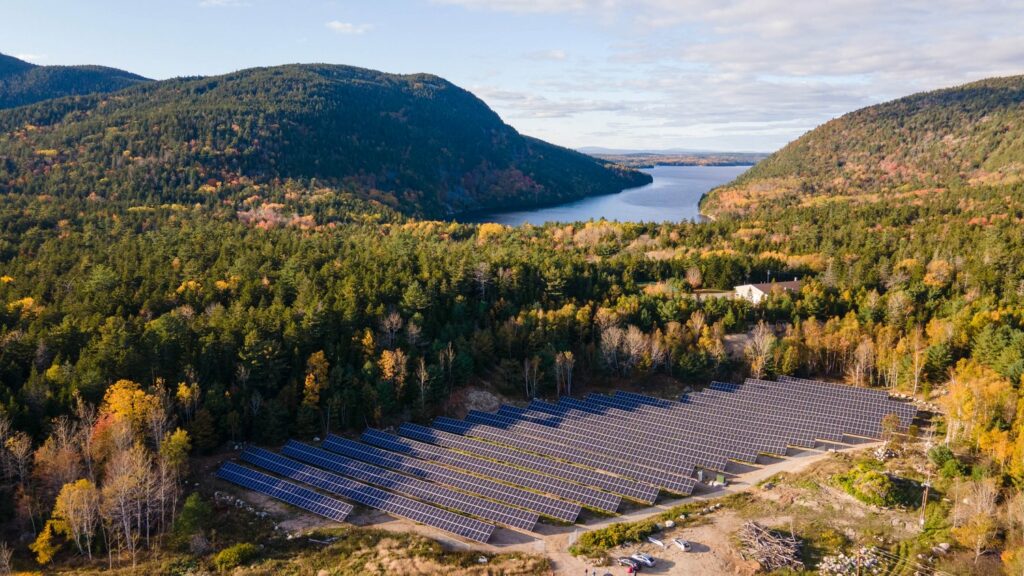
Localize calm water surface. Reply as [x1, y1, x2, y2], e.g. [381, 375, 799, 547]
[466, 164, 749, 225]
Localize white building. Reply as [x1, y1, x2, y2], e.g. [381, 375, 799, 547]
[734, 280, 802, 304]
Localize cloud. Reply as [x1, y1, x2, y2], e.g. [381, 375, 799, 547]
[14, 53, 47, 62]
[475, 87, 632, 118]
[326, 20, 373, 35]
[441, 0, 1024, 150]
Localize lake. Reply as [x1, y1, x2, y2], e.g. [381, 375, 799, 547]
[465, 164, 750, 225]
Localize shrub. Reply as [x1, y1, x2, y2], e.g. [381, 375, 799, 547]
[940, 457, 965, 479]
[927, 445, 955, 468]
[834, 462, 895, 507]
[213, 542, 259, 571]
[170, 493, 213, 550]
[569, 520, 657, 556]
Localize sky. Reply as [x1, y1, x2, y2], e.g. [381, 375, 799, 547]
[5, 0, 1024, 152]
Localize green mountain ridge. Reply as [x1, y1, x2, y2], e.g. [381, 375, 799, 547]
[0, 52, 150, 109]
[0, 62, 649, 217]
[703, 75, 1024, 217]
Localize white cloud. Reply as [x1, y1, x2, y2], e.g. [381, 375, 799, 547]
[441, 0, 1024, 150]
[326, 20, 373, 35]
[14, 53, 46, 62]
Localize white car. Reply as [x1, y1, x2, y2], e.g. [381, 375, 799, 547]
[646, 536, 665, 548]
[630, 552, 656, 567]
[672, 538, 692, 552]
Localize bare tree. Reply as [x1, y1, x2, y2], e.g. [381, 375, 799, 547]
[74, 394, 98, 481]
[416, 358, 430, 410]
[599, 326, 624, 373]
[1006, 489, 1024, 548]
[405, 321, 423, 349]
[5, 431, 35, 532]
[379, 311, 404, 349]
[650, 330, 670, 373]
[685, 266, 703, 290]
[439, 342, 456, 411]
[745, 320, 776, 379]
[55, 479, 100, 559]
[522, 356, 540, 400]
[0, 413, 10, 480]
[849, 338, 876, 386]
[554, 352, 575, 397]
[248, 390, 263, 418]
[0, 541, 11, 576]
[622, 325, 649, 374]
[687, 310, 706, 341]
[909, 325, 925, 396]
[951, 478, 999, 563]
[471, 262, 491, 299]
[101, 443, 152, 567]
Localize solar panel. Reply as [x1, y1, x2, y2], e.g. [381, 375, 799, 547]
[399, 423, 658, 503]
[587, 393, 801, 456]
[361, 429, 621, 513]
[464, 410, 697, 491]
[433, 417, 694, 495]
[504, 402, 729, 470]
[279, 441, 538, 530]
[239, 447, 494, 543]
[774, 376, 917, 427]
[614, 389, 838, 444]
[216, 461, 353, 522]
[736, 380, 894, 438]
[532, 398, 749, 466]
[322, 435, 582, 522]
[683, 386, 843, 442]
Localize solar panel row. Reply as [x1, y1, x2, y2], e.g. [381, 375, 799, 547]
[240, 447, 495, 542]
[448, 414, 695, 494]
[279, 441, 538, 530]
[463, 410, 696, 493]
[398, 422, 658, 503]
[217, 462, 353, 522]
[360, 429, 621, 513]
[431, 416, 695, 494]
[569, 395, 771, 462]
[322, 434, 582, 523]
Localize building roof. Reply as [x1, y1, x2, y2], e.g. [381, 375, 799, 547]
[736, 280, 802, 293]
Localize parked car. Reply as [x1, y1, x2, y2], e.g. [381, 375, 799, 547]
[672, 537, 692, 552]
[646, 536, 665, 548]
[630, 552, 656, 567]
[616, 556, 641, 570]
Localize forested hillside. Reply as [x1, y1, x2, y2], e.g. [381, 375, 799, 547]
[0, 63, 648, 217]
[0, 53, 149, 109]
[703, 75, 1024, 216]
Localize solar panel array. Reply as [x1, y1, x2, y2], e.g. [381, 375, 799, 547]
[239, 447, 495, 542]
[216, 461, 353, 522]
[360, 428, 621, 513]
[322, 434, 582, 523]
[280, 441, 538, 530]
[217, 376, 916, 544]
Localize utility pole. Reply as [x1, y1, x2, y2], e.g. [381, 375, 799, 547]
[920, 469, 932, 529]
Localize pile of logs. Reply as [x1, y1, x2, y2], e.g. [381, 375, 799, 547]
[737, 521, 804, 572]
